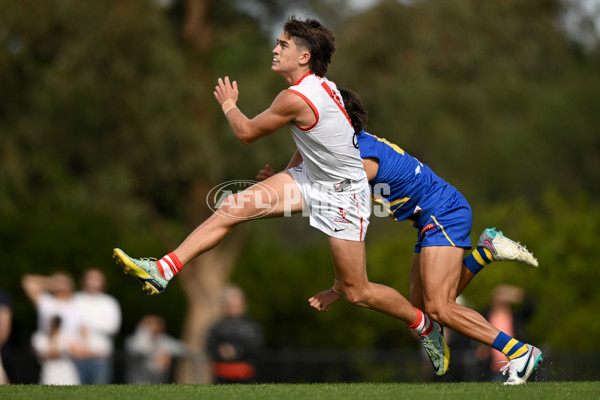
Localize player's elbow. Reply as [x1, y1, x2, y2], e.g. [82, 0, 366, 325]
[235, 122, 270, 145]
[238, 134, 256, 145]
[234, 127, 258, 145]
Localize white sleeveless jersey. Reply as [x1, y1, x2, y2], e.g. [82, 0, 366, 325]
[287, 73, 368, 193]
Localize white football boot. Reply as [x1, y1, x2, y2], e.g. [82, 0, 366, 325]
[500, 344, 543, 385]
[478, 228, 538, 267]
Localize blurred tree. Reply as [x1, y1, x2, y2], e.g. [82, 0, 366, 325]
[0, 0, 348, 384]
[1, 0, 600, 384]
[331, 0, 600, 203]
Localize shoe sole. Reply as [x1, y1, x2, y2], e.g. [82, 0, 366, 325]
[113, 248, 161, 296]
[440, 335, 450, 375]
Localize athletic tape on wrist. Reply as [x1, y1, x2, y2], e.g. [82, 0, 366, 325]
[224, 105, 238, 115]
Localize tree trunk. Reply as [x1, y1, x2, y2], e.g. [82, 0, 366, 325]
[183, 0, 212, 51]
[174, 230, 245, 384]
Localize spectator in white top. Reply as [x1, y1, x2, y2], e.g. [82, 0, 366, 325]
[22, 272, 84, 344]
[31, 316, 80, 385]
[72, 268, 121, 384]
[22, 272, 84, 384]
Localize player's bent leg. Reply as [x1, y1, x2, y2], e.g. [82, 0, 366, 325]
[174, 171, 304, 265]
[115, 171, 305, 295]
[216, 171, 305, 221]
[420, 245, 542, 384]
[419, 246, 499, 345]
[409, 252, 424, 310]
[409, 252, 450, 375]
[329, 238, 450, 375]
[328, 237, 416, 322]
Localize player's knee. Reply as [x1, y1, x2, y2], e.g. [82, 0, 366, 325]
[343, 287, 372, 308]
[423, 302, 450, 325]
[217, 193, 252, 222]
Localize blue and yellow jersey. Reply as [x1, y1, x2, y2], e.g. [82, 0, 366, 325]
[355, 130, 458, 223]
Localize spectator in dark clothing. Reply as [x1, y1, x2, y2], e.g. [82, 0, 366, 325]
[206, 285, 263, 384]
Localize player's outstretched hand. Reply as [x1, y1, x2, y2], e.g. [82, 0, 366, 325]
[256, 164, 276, 181]
[214, 76, 239, 107]
[308, 288, 342, 312]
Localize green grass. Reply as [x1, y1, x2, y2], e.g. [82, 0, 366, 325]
[1, 382, 599, 400]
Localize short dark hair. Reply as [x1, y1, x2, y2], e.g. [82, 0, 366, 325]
[284, 16, 336, 77]
[339, 88, 368, 134]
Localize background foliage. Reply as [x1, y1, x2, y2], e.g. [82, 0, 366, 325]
[1, 0, 599, 372]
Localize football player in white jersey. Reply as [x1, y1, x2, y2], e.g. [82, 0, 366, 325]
[114, 17, 449, 375]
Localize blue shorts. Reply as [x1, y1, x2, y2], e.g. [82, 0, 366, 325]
[413, 191, 473, 253]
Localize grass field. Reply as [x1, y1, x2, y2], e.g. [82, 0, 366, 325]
[1, 382, 599, 400]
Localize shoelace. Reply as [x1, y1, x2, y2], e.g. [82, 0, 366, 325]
[499, 360, 521, 384]
[498, 360, 511, 376]
[420, 336, 441, 361]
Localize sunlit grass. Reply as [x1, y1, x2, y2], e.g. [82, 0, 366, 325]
[1, 381, 599, 400]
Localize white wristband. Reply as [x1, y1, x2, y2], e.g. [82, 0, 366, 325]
[221, 99, 235, 108]
[332, 286, 343, 295]
[224, 105, 238, 115]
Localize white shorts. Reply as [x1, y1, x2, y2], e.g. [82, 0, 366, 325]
[289, 163, 371, 241]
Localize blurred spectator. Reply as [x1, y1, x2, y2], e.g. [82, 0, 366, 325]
[22, 272, 84, 342]
[124, 314, 186, 384]
[206, 285, 263, 384]
[72, 268, 121, 384]
[477, 284, 535, 382]
[31, 316, 80, 385]
[22, 272, 84, 384]
[0, 288, 12, 384]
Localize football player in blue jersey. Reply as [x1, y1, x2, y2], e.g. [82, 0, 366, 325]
[257, 88, 542, 385]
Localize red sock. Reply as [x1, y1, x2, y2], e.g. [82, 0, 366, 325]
[408, 308, 434, 336]
[157, 252, 183, 281]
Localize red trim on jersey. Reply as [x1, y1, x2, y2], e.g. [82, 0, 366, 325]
[320, 81, 352, 126]
[293, 71, 313, 86]
[287, 88, 319, 131]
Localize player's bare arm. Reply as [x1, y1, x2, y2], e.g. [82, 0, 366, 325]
[214, 78, 314, 145]
[362, 157, 379, 181]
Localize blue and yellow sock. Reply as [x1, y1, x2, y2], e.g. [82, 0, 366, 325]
[463, 247, 494, 274]
[492, 331, 529, 360]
